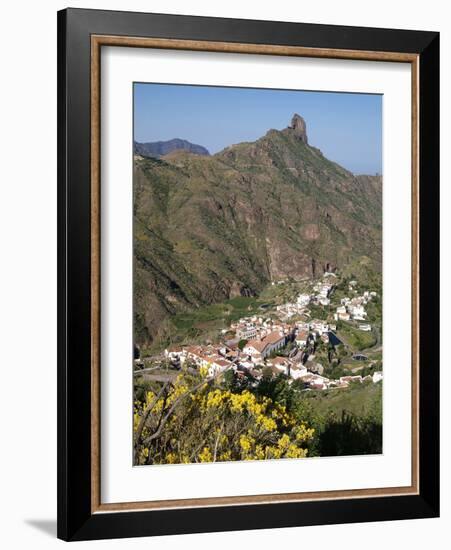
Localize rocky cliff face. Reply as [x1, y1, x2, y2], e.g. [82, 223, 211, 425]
[134, 115, 382, 344]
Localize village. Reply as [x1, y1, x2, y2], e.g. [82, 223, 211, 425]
[138, 272, 383, 393]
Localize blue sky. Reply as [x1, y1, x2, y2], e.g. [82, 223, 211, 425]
[134, 83, 382, 175]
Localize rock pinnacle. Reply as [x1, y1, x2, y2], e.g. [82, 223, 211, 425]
[289, 113, 308, 144]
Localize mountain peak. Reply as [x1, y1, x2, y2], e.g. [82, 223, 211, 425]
[134, 138, 210, 159]
[288, 113, 308, 144]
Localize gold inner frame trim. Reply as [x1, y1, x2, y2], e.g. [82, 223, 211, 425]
[90, 34, 420, 514]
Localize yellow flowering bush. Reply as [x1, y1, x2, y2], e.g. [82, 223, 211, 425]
[134, 371, 314, 465]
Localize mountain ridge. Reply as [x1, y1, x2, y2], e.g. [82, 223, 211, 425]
[134, 138, 210, 158]
[134, 114, 382, 345]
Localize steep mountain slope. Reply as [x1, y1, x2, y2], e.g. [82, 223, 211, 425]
[134, 114, 382, 345]
[134, 138, 210, 158]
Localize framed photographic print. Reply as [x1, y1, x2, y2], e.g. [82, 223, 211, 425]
[57, 8, 440, 541]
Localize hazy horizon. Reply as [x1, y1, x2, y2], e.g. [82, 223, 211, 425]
[134, 83, 382, 175]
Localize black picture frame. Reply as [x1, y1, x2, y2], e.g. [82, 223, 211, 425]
[57, 7, 439, 541]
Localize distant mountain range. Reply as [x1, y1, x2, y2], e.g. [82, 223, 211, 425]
[134, 138, 210, 158]
[134, 114, 382, 345]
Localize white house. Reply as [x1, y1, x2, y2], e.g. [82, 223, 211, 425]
[238, 359, 255, 371]
[268, 356, 289, 375]
[310, 321, 329, 335]
[289, 364, 308, 379]
[208, 358, 234, 377]
[372, 371, 383, 383]
[317, 285, 332, 299]
[349, 305, 367, 320]
[335, 311, 351, 321]
[295, 329, 309, 347]
[164, 346, 187, 364]
[243, 331, 286, 359]
[241, 349, 263, 365]
[306, 374, 330, 390]
[297, 294, 311, 306]
[236, 323, 258, 340]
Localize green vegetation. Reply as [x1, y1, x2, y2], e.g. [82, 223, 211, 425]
[134, 369, 315, 465]
[144, 295, 266, 354]
[301, 381, 381, 418]
[134, 368, 382, 464]
[238, 339, 248, 350]
[338, 323, 377, 351]
[293, 381, 382, 456]
[259, 280, 310, 305]
[172, 296, 261, 331]
[134, 117, 382, 346]
[308, 304, 330, 321]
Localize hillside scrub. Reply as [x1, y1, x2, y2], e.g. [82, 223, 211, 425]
[134, 369, 314, 465]
[134, 116, 382, 346]
[134, 368, 382, 464]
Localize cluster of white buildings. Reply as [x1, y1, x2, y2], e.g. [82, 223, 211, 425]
[233, 316, 293, 342]
[161, 274, 382, 391]
[276, 294, 310, 318]
[165, 344, 235, 377]
[334, 290, 377, 328]
[261, 362, 383, 390]
[276, 278, 335, 318]
[312, 281, 334, 306]
[164, 339, 384, 391]
[235, 315, 334, 366]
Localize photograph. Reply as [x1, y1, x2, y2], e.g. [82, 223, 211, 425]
[50, 4, 439, 542]
[132, 83, 383, 466]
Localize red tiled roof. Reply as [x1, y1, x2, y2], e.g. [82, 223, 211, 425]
[214, 359, 232, 367]
[264, 331, 285, 345]
[246, 331, 284, 354]
[246, 340, 266, 353]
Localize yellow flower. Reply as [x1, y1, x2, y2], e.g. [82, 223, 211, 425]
[198, 447, 213, 463]
[133, 412, 141, 432]
[145, 391, 156, 406]
[285, 445, 308, 459]
[199, 365, 209, 378]
[254, 445, 265, 460]
[219, 450, 232, 461]
[239, 435, 253, 453]
[165, 452, 178, 464]
[277, 434, 291, 450]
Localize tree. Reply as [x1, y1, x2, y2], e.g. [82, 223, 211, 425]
[262, 366, 273, 379]
[238, 339, 248, 350]
[222, 368, 237, 391]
